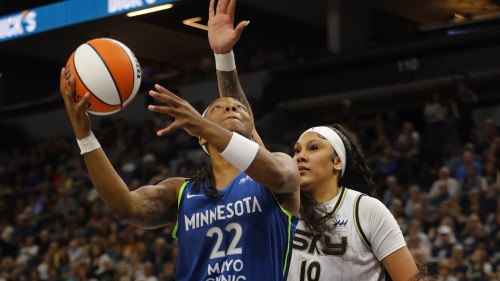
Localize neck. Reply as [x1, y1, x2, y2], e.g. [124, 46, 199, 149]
[210, 152, 240, 190]
[312, 176, 341, 203]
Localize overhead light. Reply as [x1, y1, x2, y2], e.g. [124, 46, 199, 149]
[183, 17, 208, 31]
[126, 4, 173, 17]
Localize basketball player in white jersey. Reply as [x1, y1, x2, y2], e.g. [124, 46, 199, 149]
[289, 124, 418, 281]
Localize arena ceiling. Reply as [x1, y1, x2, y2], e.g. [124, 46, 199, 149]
[0, 0, 500, 112]
[0, 0, 500, 63]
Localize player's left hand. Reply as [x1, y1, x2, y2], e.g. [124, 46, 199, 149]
[147, 84, 208, 137]
[208, 0, 249, 54]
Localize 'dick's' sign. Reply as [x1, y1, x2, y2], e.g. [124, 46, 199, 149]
[108, 0, 158, 13]
[0, 10, 37, 40]
[0, 0, 177, 42]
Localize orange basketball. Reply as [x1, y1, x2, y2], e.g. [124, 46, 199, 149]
[65, 38, 142, 115]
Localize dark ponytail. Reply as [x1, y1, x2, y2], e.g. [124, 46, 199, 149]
[331, 124, 377, 198]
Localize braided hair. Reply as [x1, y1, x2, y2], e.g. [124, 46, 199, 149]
[190, 164, 221, 200]
[300, 124, 378, 236]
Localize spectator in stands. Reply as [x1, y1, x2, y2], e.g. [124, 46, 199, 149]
[17, 235, 39, 266]
[450, 81, 479, 145]
[454, 145, 482, 181]
[448, 244, 468, 277]
[460, 163, 488, 192]
[115, 260, 133, 281]
[429, 182, 451, 210]
[159, 261, 176, 281]
[382, 175, 405, 206]
[423, 92, 448, 165]
[370, 141, 399, 183]
[437, 259, 459, 281]
[460, 188, 495, 222]
[405, 184, 425, 219]
[432, 225, 456, 259]
[460, 214, 489, 253]
[394, 121, 421, 180]
[406, 220, 432, 264]
[429, 166, 460, 199]
[477, 118, 498, 153]
[466, 248, 494, 280]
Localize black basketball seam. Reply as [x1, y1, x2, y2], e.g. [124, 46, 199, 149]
[74, 45, 118, 108]
[112, 40, 136, 109]
[87, 40, 124, 109]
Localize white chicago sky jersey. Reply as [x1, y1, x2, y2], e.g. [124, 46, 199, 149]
[287, 187, 406, 281]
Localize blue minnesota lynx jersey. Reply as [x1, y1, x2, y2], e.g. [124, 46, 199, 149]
[173, 172, 298, 281]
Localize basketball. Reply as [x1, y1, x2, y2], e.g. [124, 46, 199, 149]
[65, 38, 142, 115]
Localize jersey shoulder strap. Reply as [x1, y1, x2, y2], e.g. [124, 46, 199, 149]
[354, 193, 371, 249]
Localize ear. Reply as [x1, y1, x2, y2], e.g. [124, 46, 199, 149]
[332, 156, 343, 173]
[199, 137, 210, 155]
[199, 137, 208, 147]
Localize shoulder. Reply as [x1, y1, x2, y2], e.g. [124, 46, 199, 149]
[357, 194, 387, 210]
[157, 177, 189, 188]
[356, 195, 393, 222]
[157, 177, 190, 197]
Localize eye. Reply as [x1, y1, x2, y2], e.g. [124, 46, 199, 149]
[308, 144, 319, 151]
[237, 105, 247, 111]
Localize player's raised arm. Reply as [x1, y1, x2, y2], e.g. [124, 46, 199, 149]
[59, 69, 180, 229]
[208, 0, 264, 146]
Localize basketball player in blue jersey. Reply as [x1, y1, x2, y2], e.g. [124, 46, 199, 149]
[58, 2, 300, 280]
[59, 80, 299, 281]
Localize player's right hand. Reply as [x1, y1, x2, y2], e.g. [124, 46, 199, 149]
[208, 0, 249, 54]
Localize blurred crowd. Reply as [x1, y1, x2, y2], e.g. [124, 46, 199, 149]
[0, 84, 499, 281]
[140, 45, 309, 87]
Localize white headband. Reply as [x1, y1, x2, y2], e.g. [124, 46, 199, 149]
[303, 126, 346, 177]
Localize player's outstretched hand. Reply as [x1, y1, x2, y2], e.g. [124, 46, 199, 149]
[59, 67, 91, 139]
[147, 84, 207, 137]
[208, 0, 249, 54]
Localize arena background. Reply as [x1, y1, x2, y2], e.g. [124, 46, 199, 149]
[0, 0, 500, 280]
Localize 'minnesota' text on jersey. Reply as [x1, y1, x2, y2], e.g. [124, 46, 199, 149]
[173, 172, 298, 281]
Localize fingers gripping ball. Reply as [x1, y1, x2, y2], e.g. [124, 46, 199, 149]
[65, 38, 142, 115]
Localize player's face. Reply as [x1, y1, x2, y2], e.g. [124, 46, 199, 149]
[205, 98, 253, 137]
[293, 131, 336, 192]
